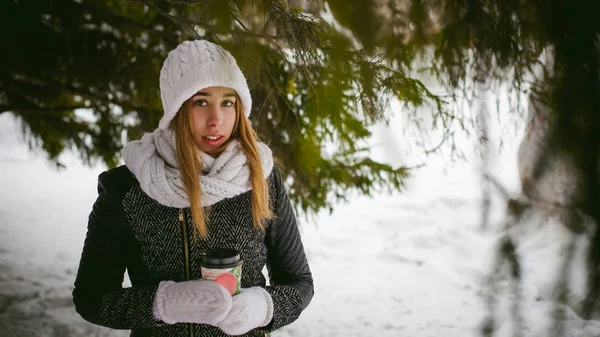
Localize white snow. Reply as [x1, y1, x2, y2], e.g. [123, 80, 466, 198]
[1, 109, 599, 337]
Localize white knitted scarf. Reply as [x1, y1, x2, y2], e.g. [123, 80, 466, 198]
[122, 128, 273, 208]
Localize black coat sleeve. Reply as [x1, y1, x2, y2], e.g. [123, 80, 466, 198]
[261, 167, 314, 332]
[72, 168, 164, 329]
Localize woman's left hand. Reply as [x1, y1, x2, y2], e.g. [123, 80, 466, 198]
[218, 287, 274, 336]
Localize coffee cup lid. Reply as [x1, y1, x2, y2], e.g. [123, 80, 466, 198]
[201, 248, 243, 268]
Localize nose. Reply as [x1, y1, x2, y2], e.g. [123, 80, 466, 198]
[206, 106, 222, 127]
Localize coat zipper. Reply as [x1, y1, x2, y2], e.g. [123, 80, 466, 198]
[179, 208, 194, 337]
[179, 209, 191, 280]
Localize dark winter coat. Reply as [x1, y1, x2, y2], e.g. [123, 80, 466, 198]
[72, 165, 314, 337]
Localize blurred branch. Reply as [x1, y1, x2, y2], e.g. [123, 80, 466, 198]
[80, 2, 179, 45]
[0, 105, 88, 114]
[131, 0, 292, 40]
[1, 66, 153, 115]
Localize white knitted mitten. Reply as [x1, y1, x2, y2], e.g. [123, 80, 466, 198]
[218, 287, 274, 336]
[153, 280, 232, 325]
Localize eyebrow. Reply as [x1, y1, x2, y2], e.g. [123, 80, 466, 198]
[193, 91, 236, 98]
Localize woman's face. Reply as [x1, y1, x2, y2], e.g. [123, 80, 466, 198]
[188, 86, 238, 156]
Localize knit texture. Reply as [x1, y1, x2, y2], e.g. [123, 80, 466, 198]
[159, 40, 252, 129]
[73, 166, 314, 337]
[218, 287, 274, 336]
[122, 128, 273, 208]
[152, 280, 232, 325]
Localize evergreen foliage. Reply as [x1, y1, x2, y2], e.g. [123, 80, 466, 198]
[1, 0, 429, 214]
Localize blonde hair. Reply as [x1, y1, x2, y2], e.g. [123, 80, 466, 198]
[171, 94, 273, 237]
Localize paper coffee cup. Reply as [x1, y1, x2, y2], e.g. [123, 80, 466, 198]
[201, 248, 243, 295]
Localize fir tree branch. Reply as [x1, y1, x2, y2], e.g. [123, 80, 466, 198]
[1, 66, 154, 116]
[0, 105, 88, 114]
[80, 2, 179, 45]
[133, 0, 291, 40]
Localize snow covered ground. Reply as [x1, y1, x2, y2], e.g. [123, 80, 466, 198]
[1, 110, 600, 337]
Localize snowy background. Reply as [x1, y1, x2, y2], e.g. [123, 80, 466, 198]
[1, 98, 600, 337]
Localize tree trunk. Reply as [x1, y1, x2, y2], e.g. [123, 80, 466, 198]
[517, 91, 600, 319]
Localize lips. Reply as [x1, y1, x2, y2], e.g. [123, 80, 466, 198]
[202, 135, 224, 146]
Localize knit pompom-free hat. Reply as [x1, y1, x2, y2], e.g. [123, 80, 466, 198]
[158, 40, 252, 129]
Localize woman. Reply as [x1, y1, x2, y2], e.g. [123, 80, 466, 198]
[72, 40, 314, 337]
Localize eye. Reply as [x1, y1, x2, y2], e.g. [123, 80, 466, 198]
[193, 99, 208, 107]
[221, 100, 235, 107]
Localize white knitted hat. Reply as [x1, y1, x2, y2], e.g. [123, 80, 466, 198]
[158, 40, 252, 130]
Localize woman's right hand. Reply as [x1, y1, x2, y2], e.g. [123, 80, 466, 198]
[152, 280, 232, 325]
